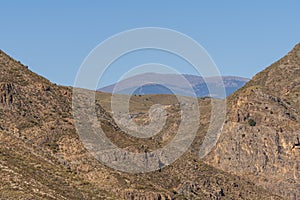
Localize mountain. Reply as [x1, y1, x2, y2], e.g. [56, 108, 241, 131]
[0, 50, 115, 199]
[205, 43, 300, 199]
[98, 73, 249, 98]
[0, 49, 280, 199]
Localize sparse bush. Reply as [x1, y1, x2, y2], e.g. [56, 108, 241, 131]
[248, 119, 256, 126]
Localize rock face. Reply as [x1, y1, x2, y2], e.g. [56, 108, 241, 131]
[205, 43, 300, 200]
[0, 83, 14, 106]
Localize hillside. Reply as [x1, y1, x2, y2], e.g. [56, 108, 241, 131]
[0, 49, 280, 199]
[205, 43, 300, 199]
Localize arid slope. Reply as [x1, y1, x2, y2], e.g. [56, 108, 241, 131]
[0, 49, 283, 199]
[206, 43, 300, 200]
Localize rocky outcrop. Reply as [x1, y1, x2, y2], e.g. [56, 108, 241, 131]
[206, 43, 300, 200]
[0, 83, 14, 106]
[116, 189, 172, 200]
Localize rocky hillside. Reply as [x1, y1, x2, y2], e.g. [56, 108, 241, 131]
[0, 49, 280, 199]
[205, 43, 300, 200]
[0, 50, 116, 199]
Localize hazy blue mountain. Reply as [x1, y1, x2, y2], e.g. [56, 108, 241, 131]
[98, 73, 249, 98]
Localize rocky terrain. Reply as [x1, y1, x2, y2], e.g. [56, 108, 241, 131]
[0, 42, 298, 200]
[205, 43, 300, 200]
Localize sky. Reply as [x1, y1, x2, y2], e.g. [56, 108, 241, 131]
[1, 0, 300, 88]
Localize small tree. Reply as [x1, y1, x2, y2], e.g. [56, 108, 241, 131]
[248, 119, 256, 126]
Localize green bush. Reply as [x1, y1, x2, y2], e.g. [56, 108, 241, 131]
[248, 119, 256, 126]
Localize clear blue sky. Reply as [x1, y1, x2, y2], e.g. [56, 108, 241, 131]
[1, 0, 300, 87]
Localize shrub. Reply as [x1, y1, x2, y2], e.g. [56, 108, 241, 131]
[248, 119, 256, 126]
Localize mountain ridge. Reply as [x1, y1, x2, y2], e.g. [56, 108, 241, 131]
[98, 73, 249, 98]
[206, 42, 300, 199]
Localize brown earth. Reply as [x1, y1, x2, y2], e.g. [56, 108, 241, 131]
[205, 43, 300, 200]
[0, 46, 294, 199]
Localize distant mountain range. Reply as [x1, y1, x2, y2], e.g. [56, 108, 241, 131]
[98, 73, 249, 98]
